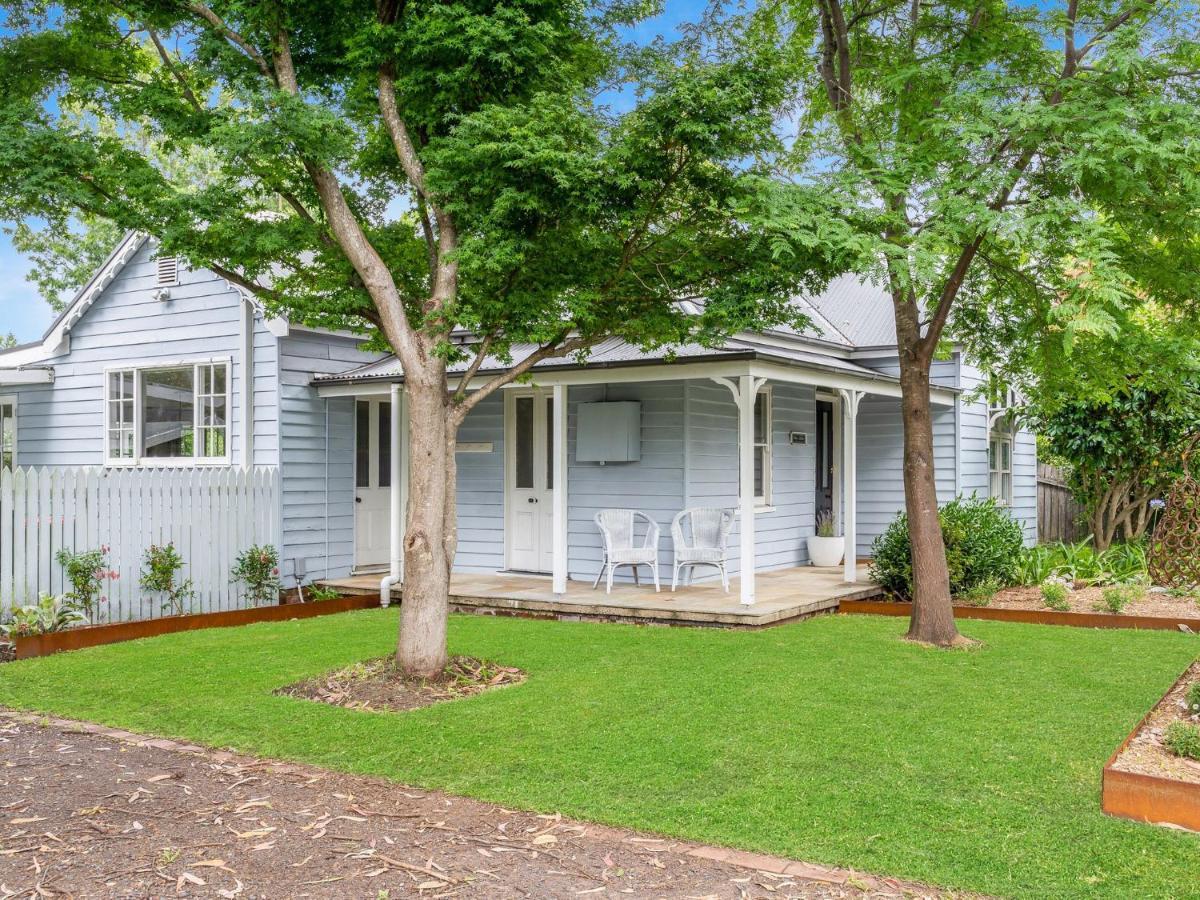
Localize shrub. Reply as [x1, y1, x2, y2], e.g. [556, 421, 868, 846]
[1095, 583, 1141, 615]
[869, 496, 1024, 600]
[958, 578, 1001, 607]
[1164, 721, 1200, 760]
[1016, 538, 1149, 587]
[1, 594, 85, 638]
[307, 583, 341, 602]
[1041, 579, 1071, 611]
[54, 546, 117, 620]
[140, 543, 194, 616]
[231, 544, 281, 607]
[1186, 682, 1200, 716]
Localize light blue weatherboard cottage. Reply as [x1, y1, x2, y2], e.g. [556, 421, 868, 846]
[0, 232, 1036, 609]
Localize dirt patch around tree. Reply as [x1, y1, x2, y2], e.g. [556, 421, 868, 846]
[984, 585, 1200, 619]
[276, 655, 525, 713]
[1111, 659, 1200, 782]
[0, 713, 972, 899]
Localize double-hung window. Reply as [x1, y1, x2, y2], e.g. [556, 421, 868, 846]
[0, 398, 15, 470]
[753, 387, 772, 507]
[988, 435, 1012, 506]
[105, 360, 230, 465]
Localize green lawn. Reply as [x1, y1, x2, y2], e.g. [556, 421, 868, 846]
[0, 611, 1196, 898]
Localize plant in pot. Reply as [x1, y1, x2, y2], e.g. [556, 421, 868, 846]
[808, 510, 844, 567]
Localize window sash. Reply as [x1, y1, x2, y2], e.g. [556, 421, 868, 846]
[752, 388, 771, 505]
[988, 436, 1012, 506]
[0, 400, 15, 470]
[104, 360, 230, 466]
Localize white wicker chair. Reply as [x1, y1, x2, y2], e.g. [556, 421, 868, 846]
[592, 509, 661, 594]
[670, 507, 736, 592]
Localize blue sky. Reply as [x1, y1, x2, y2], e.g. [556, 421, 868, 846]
[0, 0, 705, 345]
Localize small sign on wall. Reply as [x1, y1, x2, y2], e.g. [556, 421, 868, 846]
[789, 431, 808, 445]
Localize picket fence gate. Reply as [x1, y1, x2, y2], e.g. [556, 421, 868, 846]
[0, 466, 278, 622]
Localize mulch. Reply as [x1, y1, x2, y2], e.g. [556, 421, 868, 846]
[1111, 659, 1200, 783]
[984, 586, 1200, 619]
[0, 714, 969, 899]
[276, 655, 525, 713]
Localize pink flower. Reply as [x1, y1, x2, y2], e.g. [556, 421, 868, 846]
[271, 567, 279, 576]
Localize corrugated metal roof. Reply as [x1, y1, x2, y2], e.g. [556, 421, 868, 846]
[313, 333, 919, 388]
[794, 274, 897, 348]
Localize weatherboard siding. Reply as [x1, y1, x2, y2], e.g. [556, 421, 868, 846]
[7, 241, 279, 469]
[276, 332, 386, 580]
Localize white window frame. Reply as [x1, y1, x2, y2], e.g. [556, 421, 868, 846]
[103, 357, 232, 467]
[988, 433, 1013, 507]
[753, 386, 772, 508]
[0, 395, 16, 470]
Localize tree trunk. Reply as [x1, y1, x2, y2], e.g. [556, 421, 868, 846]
[397, 376, 456, 678]
[897, 358, 963, 646]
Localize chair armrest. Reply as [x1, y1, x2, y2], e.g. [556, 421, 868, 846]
[670, 510, 688, 550]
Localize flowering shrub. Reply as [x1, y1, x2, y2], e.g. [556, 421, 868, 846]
[1, 594, 85, 638]
[1040, 576, 1072, 611]
[140, 543, 194, 616]
[54, 546, 118, 620]
[231, 544, 281, 607]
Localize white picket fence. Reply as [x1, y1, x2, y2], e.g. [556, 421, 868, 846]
[0, 466, 278, 622]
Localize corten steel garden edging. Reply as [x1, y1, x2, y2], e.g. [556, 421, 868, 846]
[13, 595, 381, 659]
[839, 598, 1200, 632]
[1101, 666, 1200, 832]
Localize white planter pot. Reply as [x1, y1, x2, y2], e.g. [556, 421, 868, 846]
[807, 535, 844, 568]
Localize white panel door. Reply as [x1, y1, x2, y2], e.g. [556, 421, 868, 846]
[354, 398, 392, 570]
[506, 391, 554, 573]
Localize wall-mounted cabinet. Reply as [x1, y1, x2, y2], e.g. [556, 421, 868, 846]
[576, 401, 641, 463]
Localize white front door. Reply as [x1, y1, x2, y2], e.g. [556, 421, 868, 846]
[355, 398, 392, 571]
[506, 391, 555, 573]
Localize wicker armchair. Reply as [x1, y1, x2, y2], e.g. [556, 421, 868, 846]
[670, 507, 735, 592]
[592, 509, 661, 594]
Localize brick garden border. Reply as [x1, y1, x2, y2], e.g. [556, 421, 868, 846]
[839, 598, 1200, 632]
[1101, 667, 1200, 832]
[12, 594, 381, 659]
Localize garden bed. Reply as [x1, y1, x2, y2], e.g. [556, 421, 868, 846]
[839, 597, 1200, 631]
[278, 654, 525, 712]
[10, 594, 378, 660]
[1104, 660, 1200, 831]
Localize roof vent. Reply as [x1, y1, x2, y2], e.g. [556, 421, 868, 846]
[155, 255, 179, 287]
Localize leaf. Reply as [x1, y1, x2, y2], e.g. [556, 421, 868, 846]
[531, 833, 557, 845]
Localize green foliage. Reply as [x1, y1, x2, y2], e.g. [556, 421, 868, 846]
[1164, 721, 1200, 761]
[1041, 580, 1071, 612]
[230, 544, 280, 607]
[54, 546, 115, 620]
[1, 593, 84, 637]
[140, 543, 193, 616]
[870, 496, 1024, 601]
[1186, 682, 1200, 716]
[0, 1, 833, 364]
[1095, 584, 1141, 615]
[958, 578, 1001, 608]
[306, 583, 342, 603]
[1016, 539, 1149, 587]
[814, 509, 836, 538]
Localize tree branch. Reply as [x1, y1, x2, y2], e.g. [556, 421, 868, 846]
[185, 2, 275, 84]
[450, 333, 599, 423]
[146, 27, 204, 113]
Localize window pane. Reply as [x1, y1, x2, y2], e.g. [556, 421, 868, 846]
[754, 392, 768, 443]
[1, 403, 12, 469]
[141, 366, 195, 458]
[1001, 440, 1011, 471]
[515, 397, 534, 490]
[356, 401, 370, 488]
[379, 402, 391, 488]
[754, 447, 765, 497]
[545, 397, 554, 491]
[107, 371, 135, 460]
